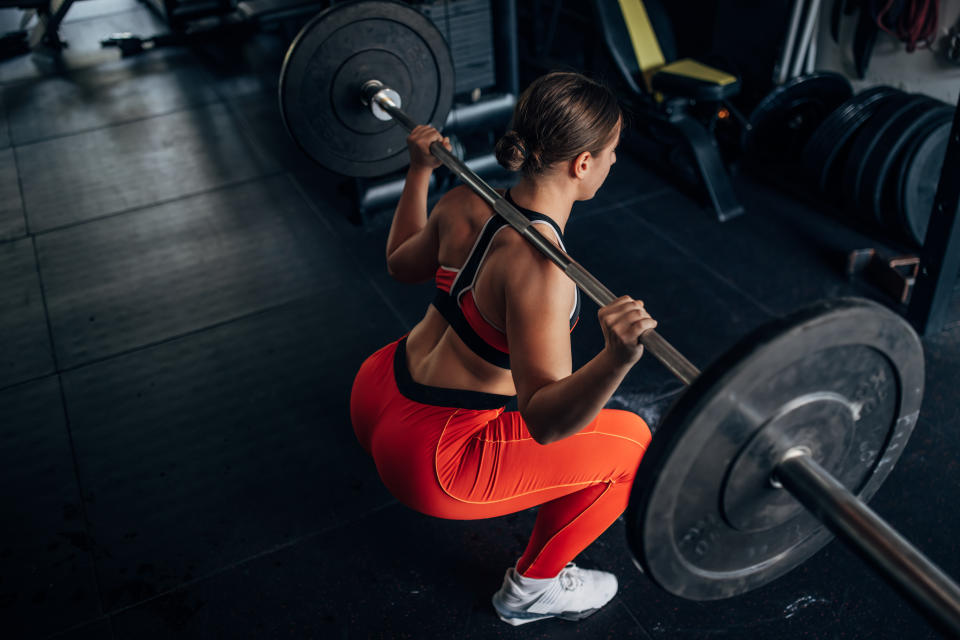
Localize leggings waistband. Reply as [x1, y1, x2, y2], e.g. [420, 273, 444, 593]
[393, 337, 515, 410]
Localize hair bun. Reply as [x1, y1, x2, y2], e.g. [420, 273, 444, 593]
[495, 130, 528, 173]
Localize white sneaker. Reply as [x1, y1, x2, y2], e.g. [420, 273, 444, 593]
[490, 563, 619, 626]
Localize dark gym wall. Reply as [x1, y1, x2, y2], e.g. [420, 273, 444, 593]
[709, 0, 797, 107]
[659, 0, 716, 61]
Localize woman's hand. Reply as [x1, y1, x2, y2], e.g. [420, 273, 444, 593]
[407, 125, 452, 170]
[598, 296, 658, 366]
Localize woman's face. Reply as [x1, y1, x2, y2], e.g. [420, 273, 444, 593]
[581, 121, 621, 199]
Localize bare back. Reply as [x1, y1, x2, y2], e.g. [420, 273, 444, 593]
[404, 186, 576, 397]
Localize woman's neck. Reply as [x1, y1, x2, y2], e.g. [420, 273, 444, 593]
[508, 175, 575, 232]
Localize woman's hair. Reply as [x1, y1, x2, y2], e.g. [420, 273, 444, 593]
[495, 71, 622, 176]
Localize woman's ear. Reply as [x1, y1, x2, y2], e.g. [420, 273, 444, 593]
[571, 150, 592, 179]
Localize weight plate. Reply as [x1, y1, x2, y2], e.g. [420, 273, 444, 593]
[627, 298, 924, 601]
[801, 86, 902, 197]
[743, 72, 853, 163]
[899, 115, 954, 246]
[279, 0, 455, 177]
[858, 97, 948, 229]
[840, 92, 916, 219]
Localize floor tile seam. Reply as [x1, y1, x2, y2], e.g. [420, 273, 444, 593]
[42, 616, 113, 640]
[32, 226, 109, 616]
[578, 186, 674, 221]
[0, 370, 58, 395]
[29, 234, 60, 369]
[9, 95, 226, 149]
[27, 170, 286, 237]
[611, 200, 779, 319]
[0, 231, 29, 246]
[47, 287, 342, 375]
[285, 173, 411, 332]
[615, 597, 654, 638]
[61, 5, 150, 26]
[56, 373, 112, 623]
[92, 498, 400, 621]
[12, 143, 29, 235]
[0, 283, 342, 393]
[216, 83, 291, 192]
[3, 92, 12, 153]
[616, 187, 675, 208]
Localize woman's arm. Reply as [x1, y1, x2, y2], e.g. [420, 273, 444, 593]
[385, 126, 451, 283]
[505, 246, 657, 444]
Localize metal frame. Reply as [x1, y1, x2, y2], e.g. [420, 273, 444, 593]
[908, 91, 960, 335]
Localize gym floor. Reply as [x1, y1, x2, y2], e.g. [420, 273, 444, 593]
[2, 1, 959, 638]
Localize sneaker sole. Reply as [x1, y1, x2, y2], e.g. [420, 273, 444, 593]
[492, 598, 600, 626]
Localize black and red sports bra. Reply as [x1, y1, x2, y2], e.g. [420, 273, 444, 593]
[431, 191, 581, 369]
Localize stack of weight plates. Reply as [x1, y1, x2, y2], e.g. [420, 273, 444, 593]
[801, 86, 955, 247]
[744, 72, 853, 164]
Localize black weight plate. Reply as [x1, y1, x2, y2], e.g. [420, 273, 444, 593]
[801, 86, 902, 196]
[859, 97, 949, 229]
[899, 115, 954, 246]
[743, 72, 853, 163]
[840, 92, 917, 218]
[627, 298, 924, 601]
[279, 0, 455, 177]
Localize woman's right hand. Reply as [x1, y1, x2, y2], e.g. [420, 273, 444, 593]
[598, 296, 658, 366]
[406, 125, 451, 171]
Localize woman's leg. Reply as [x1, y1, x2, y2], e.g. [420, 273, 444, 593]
[436, 407, 651, 578]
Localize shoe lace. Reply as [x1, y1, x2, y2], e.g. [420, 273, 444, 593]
[558, 564, 585, 591]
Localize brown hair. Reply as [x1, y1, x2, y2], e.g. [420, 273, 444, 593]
[495, 72, 622, 176]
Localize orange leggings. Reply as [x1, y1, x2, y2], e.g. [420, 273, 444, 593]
[349, 338, 651, 579]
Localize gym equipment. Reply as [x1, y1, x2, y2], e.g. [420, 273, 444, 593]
[101, 0, 328, 57]
[628, 299, 925, 598]
[896, 115, 954, 246]
[0, 0, 81, 63]
[906, 97, 960, 335]
[857, 99, 952, 230]
[280, 0, 455, 178]
[841, 93, 929, 220]
[278, 1, 960, 633]
[594, 0, 745, 222]
[743, 72, 853, 164]
[798, 85, 955, 248]
[801, 85, 900, 196]
[776, 0, 822, 83]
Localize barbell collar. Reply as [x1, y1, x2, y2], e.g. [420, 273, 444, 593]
[775, 452, 960, 635]
[368, 84, 701, 386]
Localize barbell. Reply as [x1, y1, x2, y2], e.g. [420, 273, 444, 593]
[277, 0, 960, 633]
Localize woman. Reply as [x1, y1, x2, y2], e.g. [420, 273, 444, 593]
[350, 71, 657, 626]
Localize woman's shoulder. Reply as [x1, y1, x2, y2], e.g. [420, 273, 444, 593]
[435, 184, 493, 210]
[433, 184, 497, 231]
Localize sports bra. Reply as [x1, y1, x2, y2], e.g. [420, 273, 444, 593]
[431, 190, 581, 369]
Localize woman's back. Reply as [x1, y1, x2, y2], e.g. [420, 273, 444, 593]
[403, 185, 577, 398]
